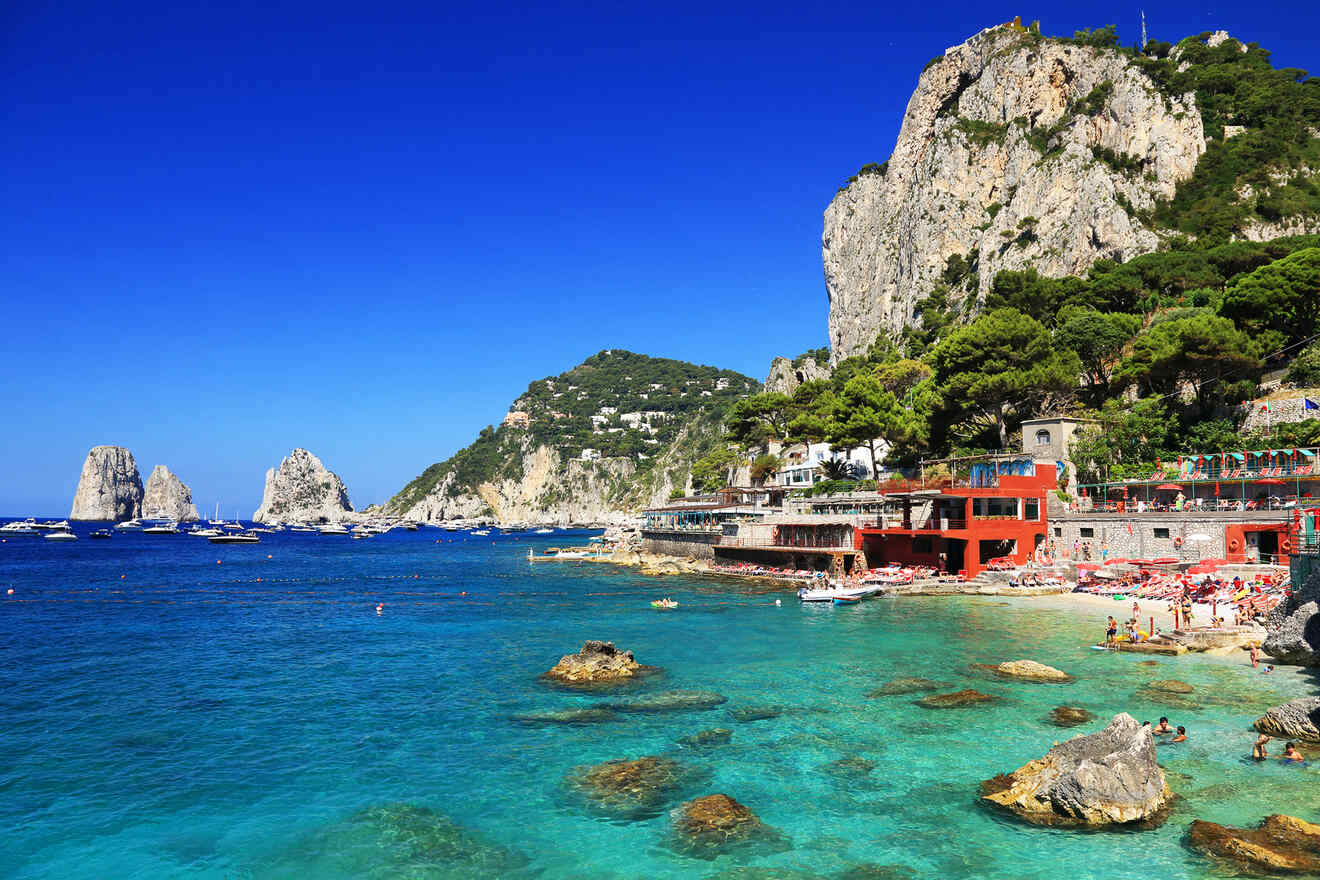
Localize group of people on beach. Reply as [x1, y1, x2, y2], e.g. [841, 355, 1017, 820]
[1254, 733, 1307, 764]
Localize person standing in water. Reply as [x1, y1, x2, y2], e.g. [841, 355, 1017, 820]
[1254, 734, 1272, 760]
[1105, 616, 1118, 647]
[1250, 643, 1260, 667]
[1282, 742, 1307, 764]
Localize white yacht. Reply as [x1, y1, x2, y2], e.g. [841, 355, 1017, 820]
[44, 530, 77, 541]
[115, 519, 144, 530]
[319, 523, 350, 535]
[143, 521, 180, 535]
[189, 526, 224, 537]
[1, 521, 41, 536]
[35, 520, 70, 531]
[209, 531, 260, 544]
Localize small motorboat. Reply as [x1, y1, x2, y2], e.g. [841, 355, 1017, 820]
[89, 529, 112, 539]
[209, 532, 260, 544]
[44, 530, 77, 541]
[651, 598, 679, 609]
[351, 532, 372, 540]
[472, 529, 491, 536]
[143, 522, 180, 535]
[319, 523, 350, 535]
[535, 527, 554, 534]
[832, 595, 862, 606]
[115, 519, 144, 530]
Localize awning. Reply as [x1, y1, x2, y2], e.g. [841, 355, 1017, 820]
[1302, 449, 1316, 458]
[1232, 453, 1245, 461]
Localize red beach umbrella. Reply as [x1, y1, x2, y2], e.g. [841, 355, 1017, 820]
[1256, 477, 1286, 485]
[1156, 483, 1184, 491]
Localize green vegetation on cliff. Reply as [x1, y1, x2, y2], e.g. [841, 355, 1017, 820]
[384, 351, 757, 514]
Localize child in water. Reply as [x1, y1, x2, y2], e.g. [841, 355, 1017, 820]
[1282, 742, 1307, 765]
[1254, 733, 1272, 761]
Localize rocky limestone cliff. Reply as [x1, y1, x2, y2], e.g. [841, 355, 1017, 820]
[141, 465, 199, 522]
[395, 416, 713, 525]
[824, 24, 1206, 359]
[252, 448, 354, 523]
[70, 445, 143, 521]
[764, 355, 830, 395]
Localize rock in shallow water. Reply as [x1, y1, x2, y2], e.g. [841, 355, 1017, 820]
[917, 689, 998, 709]
[1188, 815, 1320, 874]
[981, 713, 1170, 827]
[670, 794, 786, 858]
[1253, 697, 1320, 742]
[610, 689, 728, 713]
[1046, 706, 1095, 727]
[1146, 679, 1194, 694]
[979, 660, 1072, 683]
[542, 640, 656, 688]
[728, 705, 783, 723]
[568, 755, 695, 819]
[821, 756, 876, 777]
[867, 677, 943, 696]
[510, 707, 620, 725]
[677, 728, 732, 748]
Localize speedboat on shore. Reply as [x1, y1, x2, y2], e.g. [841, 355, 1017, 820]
[44, 530, 77, 541]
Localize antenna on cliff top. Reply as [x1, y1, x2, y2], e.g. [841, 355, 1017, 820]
[1140, 10, 1148, 50]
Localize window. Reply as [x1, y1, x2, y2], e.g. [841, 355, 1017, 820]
[1054, 527, 1062, 537]
[1154, 528, 1170, 539]
[1024, 498, 1039, 520]
[973, 497, 1018, 518]
[1035, 429, 1051, 446]
[1080, 528, 1094, 538]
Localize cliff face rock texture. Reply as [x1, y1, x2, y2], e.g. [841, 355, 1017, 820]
[981, 712, 1170, 826]
[141, 465, 199, 522]
[70, 446, 143, 521]
[823, 24, 1206, 359]
[252, 448, 353, 523]
[1264, 570, 1320, 665]
[764, 355, 830, 395]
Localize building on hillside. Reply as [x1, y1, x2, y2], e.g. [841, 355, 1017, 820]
[857, 455, 1058, 578]
[776, 441, 888, 488]
[1019, 415, 1095, 493]
[579, 448, 601, 461]
[641, 487, 783, 559]
[503, 411, 531, 429]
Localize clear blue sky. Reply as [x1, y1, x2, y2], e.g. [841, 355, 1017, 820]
[4, 0, 1318, 515]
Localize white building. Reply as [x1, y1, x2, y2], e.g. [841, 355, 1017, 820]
[580, 449, 601, 462]
[598, 406, 617, 416]
[776, 440, 889, 488]
[620, 412, 644, 429]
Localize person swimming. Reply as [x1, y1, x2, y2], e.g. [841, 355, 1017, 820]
[1171, 725, 1187, 743]
[1282, 742, 1307, 765]
[1254, 733, 1272, 761]
[1154, 717, 1173, 735]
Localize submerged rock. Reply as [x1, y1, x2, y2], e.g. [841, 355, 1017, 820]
[979, 660, 1072, 683]
[611, 689, 728, 713]
[542, 640, 653, 687]
[917, 689, 998, 709]
[1139, 660, 1161, 666]
[273, 802, 532, 878]
[820, 756, 876, 777]
[835, 866, 919, 880]
[1253, 697, 1320, 742]
[1146, 679, 1195, 694]
[670, 794, 784, 858]
[1046, 706, 1095, 728]
[510, 706, 620, 725]
[1188, 815, 1320, 874]
[568, 755, 693, 819]
[677, 728, 733, 749]
[981, 713, 1170, 827]
[867, 677, 943, 696]
[70, 445, 143, 521]
[728, 705, 783, 723]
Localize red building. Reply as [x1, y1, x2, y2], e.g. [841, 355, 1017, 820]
[858, 458, 1058, 578]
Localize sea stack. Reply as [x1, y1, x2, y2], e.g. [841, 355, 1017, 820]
[252, 448, 353, 523]
[141, 465, 200, 521]
[70, 445, 144, 521]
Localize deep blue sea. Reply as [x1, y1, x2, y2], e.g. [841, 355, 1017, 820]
[2, 521, 1317, 879]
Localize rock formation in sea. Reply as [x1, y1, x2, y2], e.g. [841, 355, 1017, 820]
[542, 640, 653, 687]
[917, 689, 998, 709]
[823, 23, 1206, 359]
[981, 712, 1170, 827]
[978, 659, 1072, 683]
[1046, 706, 1095, 727]
[1253, 697, 1320, 742]
[70, 445, 144, 521]
[567, 756, 696, 819]
[141, 465, 199, 521]
[670, 794, 783, 858]
[1264, 570, 1320, 665]
[252, 448, 353, 524]
[1188, 814, 1320, 874]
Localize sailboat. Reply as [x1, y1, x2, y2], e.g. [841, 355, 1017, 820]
[209, 502, 225, 525]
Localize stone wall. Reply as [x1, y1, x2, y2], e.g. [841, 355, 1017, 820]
[1049, 511, 1285, 562]
[640, 529, 721, 559]
[1240, 394, 1320, 432]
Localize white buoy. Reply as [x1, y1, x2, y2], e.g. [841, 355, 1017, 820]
[775, 599, 782, 606]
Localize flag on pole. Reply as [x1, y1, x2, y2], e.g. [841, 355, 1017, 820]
[1306, 398, 1319, 411]
[1262, 402, 1272, 413]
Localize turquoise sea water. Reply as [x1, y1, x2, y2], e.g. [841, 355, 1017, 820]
[2, 524, 1318, 879]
